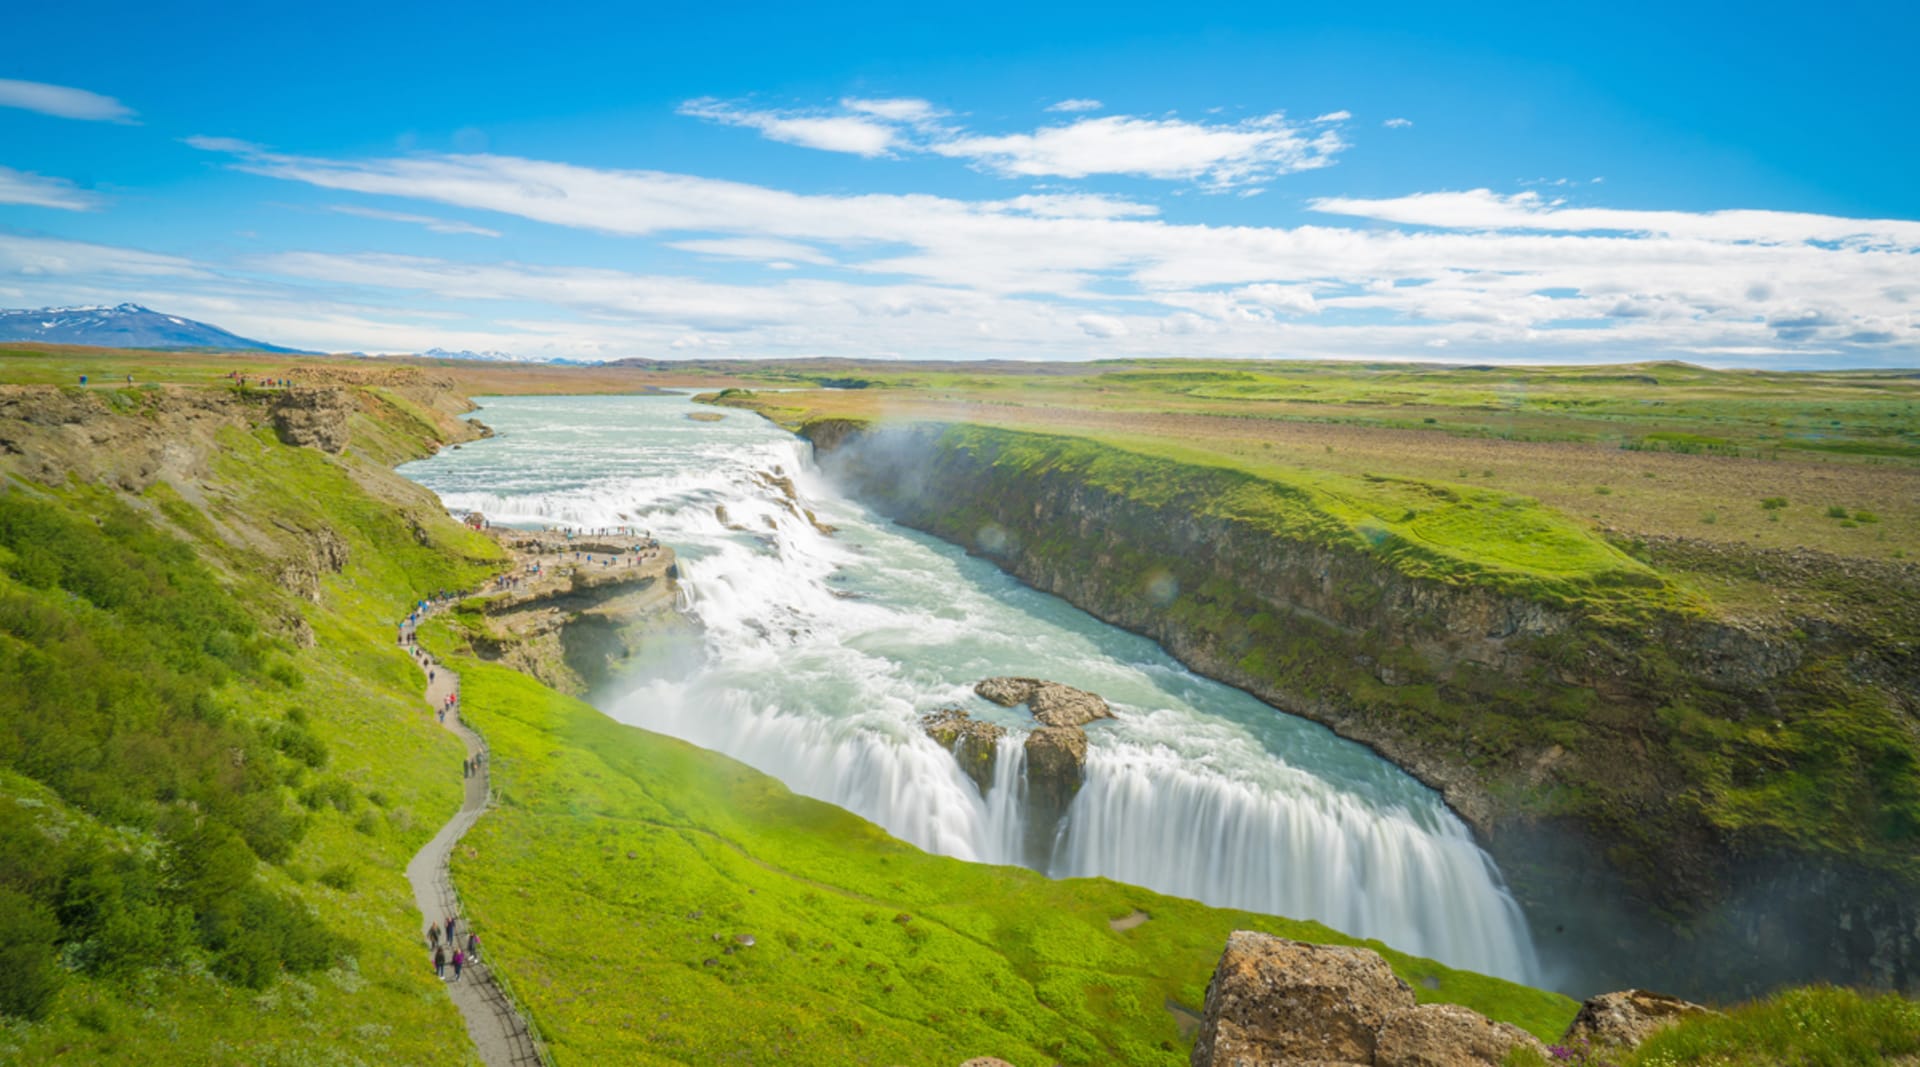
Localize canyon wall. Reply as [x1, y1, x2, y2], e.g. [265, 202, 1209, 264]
[803, 418, 1920, 999]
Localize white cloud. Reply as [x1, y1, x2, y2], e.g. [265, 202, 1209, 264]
[0, 233, 206, 280]
[841, 97, 943, 123]
[931, 113, 1348, 189]
[0, 78, 136, 122]
[1383, 117, 1413, 129]
[1312, 110, 1352, 123]
[679, 95, 1348, 190]
[1046, 98, 1103, 113]
[992, 193, 1159, 219]
[329, 204, 501, 237]
[0, 165, 101, 211]
[669, 237, 836, 265]
[71, 141, 1920, 365]
[678, 98, 899, 156]
[185, 135, 267, 155]
[1309, 188, 1920, 246]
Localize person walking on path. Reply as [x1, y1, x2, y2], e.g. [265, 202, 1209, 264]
[430, 924, 441, 950]
[434, 945, 446, 978]
[467, 932, 480, 959]
[452, 948, 465, 981]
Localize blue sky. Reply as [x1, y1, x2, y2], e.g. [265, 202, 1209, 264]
[1, 1, 1915, 365]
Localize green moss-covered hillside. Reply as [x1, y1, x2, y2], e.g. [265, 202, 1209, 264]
[0, 388, 501, 1063]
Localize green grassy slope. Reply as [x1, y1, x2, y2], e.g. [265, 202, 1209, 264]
[0, 405, 502, 1062]
[427, 650, 1577, 1065]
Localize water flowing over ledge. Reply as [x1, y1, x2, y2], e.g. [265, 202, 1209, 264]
[400, 394, 1541, 982]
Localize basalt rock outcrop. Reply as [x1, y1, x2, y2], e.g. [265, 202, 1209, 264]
[1021, 725, 1089, 862]
[975, 677, 1114, 727]
[1190, 932, 1545, 1067]
[921, 677, 1114, 866]
[270, 387, 353, 453]
[462, 539, 685, 695]
[920, 706, 1005, 793]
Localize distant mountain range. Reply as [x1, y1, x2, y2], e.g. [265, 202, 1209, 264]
[0, 303, 312, 353]
[0, 302, 599, 363]
[416, 347, 562, 364]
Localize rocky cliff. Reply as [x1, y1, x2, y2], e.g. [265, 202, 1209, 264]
[445, 534, 688, 696]
[802, 418, 1920, 1000]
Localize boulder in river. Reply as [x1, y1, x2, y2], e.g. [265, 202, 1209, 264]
[920, 706, 1005, 795]
[974, 677, 1113, 727]
[1023, 725, 1089, 862]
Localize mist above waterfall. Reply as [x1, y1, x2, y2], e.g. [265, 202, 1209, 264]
[400, 393, 1541, 983]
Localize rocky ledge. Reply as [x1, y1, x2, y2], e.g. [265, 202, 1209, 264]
[1191, 931, 1712, 1067]
[975, 676, 1114, 727]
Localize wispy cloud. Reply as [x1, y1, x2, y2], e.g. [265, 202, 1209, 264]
[0, 165, 102, 211]
[184, 135, 268, 155]
[0, 233, 206, 279]
[1383, 117, 1413, 129]
[329, 204, 501, 237]
[1308, 188, 1920, 245]
[841, 97, 945, 123]
[931, 113, 1347, 188]
[679, 96, 1350, 190]
[677, 98, 901, 157]
[0, 78, 136, 122]
[1045, 98, 1103, 113]
[668, 236, 836, 265]
[62, 141, 1920, 364]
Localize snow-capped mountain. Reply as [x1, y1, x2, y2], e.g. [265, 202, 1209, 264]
[416, 347, 556, 364]
[0, 303, 309, 353]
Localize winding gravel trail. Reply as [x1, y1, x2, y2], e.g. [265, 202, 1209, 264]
[400, 609, 547, 1067]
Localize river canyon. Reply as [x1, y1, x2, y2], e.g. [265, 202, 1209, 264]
[400, 393, 1542, 985]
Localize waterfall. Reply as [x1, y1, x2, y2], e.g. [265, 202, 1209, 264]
[404, 394, 1542, 984]
[1055, 747, 1535, 974]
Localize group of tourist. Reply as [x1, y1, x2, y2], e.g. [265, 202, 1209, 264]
[394, 590, 497, 985]
[222, 371, 293, 388]
[429, 914, 481, 981]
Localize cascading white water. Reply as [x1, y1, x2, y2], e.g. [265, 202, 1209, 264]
[400, 393, 1541, 983]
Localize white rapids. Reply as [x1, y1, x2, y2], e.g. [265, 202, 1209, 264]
[399, 393, 1541, 982]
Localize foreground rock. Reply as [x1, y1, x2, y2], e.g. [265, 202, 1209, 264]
[1191, 932, 1546, 1067]
[1562, 988, 1715, 1051]
[920, 706, 1005, 793]
[974, 676, 1114, 727]
[1377, 1003, 1544, 1067]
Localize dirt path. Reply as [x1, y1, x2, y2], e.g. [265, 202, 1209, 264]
[400, 606, 547, 1067]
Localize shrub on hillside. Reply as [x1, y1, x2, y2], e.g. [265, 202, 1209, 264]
[0, 886, 63, 1019]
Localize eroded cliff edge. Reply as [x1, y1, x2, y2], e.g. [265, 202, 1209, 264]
[799, 417, 1920, 1001]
